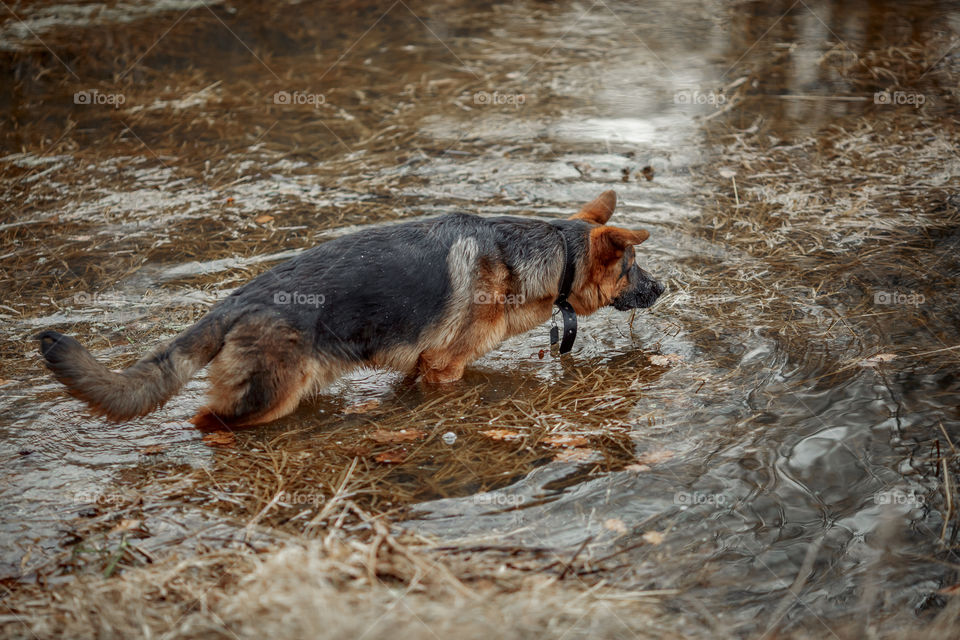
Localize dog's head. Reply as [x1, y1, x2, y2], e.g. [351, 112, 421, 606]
[567, 190, 664, 315]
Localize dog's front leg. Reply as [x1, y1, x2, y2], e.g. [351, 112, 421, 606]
[416, 350, 467, 384]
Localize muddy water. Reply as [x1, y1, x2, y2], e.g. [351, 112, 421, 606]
[2, 0, 959, 636]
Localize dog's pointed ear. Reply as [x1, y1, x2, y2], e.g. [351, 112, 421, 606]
[571, 190, 617, 224]
[590, 226, 650, 263]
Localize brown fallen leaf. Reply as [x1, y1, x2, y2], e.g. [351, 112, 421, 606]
[374, 450, 406, 464]
[626, 448, 676, 472]
[861, 353, 897, 367]
[640, 165, 655, 181]
[140, 444, 166, 455]
[542, 434, 590, 448]
[369, 429, 426, 444]
[111, 519, 142, 534]
[343, 399, 381, 414]
[604, 518, 627, 534]
[202, 431, 235, 447]
[481, 429, 523, 442]
[635, 448, 674, 465]
[254, 214, 273, 223]
[642, 531, 665, 545]
[649, 353, 684, 367]
[553, 448, 600, 463]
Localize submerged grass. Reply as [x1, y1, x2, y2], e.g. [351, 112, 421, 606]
[189, 356, 664, 530]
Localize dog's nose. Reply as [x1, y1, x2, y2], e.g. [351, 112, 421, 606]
[652, 280, 665, 297]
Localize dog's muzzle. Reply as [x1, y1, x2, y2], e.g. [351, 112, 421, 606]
[611, 266, 664, 310]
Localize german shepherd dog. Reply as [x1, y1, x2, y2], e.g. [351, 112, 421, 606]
[38, 190, 663, 429]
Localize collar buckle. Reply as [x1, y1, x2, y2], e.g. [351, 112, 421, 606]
[551, 229, 578, 355]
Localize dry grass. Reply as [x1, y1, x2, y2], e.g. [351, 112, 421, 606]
[6, 502, 960, 639]
[1, 505, 686, 640]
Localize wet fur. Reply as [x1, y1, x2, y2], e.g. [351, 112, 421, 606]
[38, 191, 663, 429]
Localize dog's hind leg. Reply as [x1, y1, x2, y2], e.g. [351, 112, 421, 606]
[191, 317, 329, 430]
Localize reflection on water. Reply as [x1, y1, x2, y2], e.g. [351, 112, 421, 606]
[1, 0, 958, 635]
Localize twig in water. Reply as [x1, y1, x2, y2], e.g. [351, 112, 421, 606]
[559, 535, 594, 580]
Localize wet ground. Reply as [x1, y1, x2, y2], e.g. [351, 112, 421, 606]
[1, 0, 959, 637]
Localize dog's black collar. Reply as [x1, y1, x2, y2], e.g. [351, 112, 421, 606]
[550, 229, 578, 355]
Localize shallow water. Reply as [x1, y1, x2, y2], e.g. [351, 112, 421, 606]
[2, 0, 959, 635]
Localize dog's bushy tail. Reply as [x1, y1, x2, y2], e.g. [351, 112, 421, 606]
[37, 311, 231, 421]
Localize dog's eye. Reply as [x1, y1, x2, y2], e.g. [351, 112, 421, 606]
[618, 253, 631, 280]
